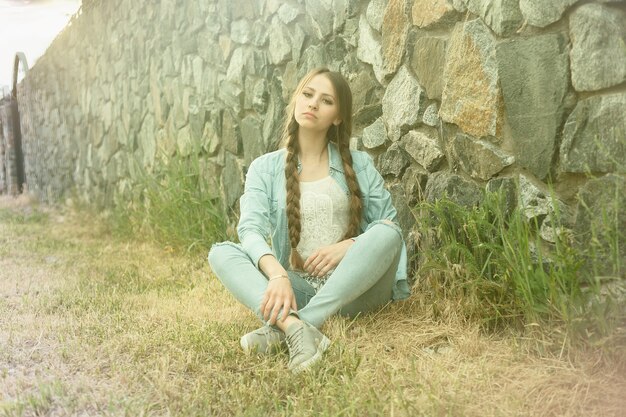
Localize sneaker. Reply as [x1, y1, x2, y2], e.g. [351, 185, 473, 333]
[240, 326, 285, 355]
[285, 321, 331, 373]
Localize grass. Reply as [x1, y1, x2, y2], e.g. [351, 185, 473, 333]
[1, 196, 625, 416]
[413, 188, 625, 353]
[107, 151, 227, 255]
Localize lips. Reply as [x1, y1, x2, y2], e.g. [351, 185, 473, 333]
[302, 112, 317, 119]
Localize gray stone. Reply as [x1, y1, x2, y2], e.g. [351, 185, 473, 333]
[574, 174, 625, 277]
[366, 0, 387, 32]
[377, 142, 410, 177]
[441, 19, 502, 139]
[306, 0, 333, 40]
[241, 115, 265, 167]
[357, 15, 385, 84]
[463, 0, 523, 36]
[497, 33, 569, 179]
[401, 129, 444, 172]
[412, 0, 457, 28]
[102, 101, 113, 132]
[402, 166, 429, 206]
[560, 93, 626, 174]
[218, 79, 243, 114]
[423, 103, 440, 127]
[177, 124, 194, 157]
[518, 174, 556, 222]
[362, 117, 388, 149]
[451, 133, 514, 180]
[570, 4, 626, 92]
[268, 22, 292, 65]
[230, 19, 251, 44]
[222, 110, 241, 155]
[381, 0, 410, 80]
[250, 21, 269, 47]
[290, 25, 307, 63]
[451, 0, 467, 12]
[382, 65, 426, 141]
[251, 78, 268, 114]
[410, 36, 447, 100]
[486, 176, 517, 216]
[387, 182, 415, 238]
[519, 0, 577, 28]
[202, 120, 220, 156]
[298, 44, 331, 80]
[354, 104, 383, 130]
[189, 107, 206, 145]
[278, 3, 301, 24]
[263, 81, 285, 151]
[351, 70, 381, 117]
[424, 171, 482, 207]
[97, 132, 119, 165]
[226, 48, 249, 85]
[221, 152, 244, 208]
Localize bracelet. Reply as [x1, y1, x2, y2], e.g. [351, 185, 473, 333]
[269, 274, 289, 281]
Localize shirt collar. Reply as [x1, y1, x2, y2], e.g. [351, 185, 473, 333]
[296, 141, 345, 174]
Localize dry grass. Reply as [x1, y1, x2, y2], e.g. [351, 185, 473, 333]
[0, 194, 624, 416]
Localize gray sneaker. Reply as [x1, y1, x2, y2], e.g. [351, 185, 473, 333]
[285, 321, 331, 373]
[240, 326, 285, 354]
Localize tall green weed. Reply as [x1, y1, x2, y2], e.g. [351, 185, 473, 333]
[110, 152, 226, 254]
[414, 189, 623, 348]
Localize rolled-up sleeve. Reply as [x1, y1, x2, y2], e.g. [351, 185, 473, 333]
[362, 154, 399, 227]
[237, 159, 275, 268]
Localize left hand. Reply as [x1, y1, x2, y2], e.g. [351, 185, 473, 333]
[303, 239, 354, 277]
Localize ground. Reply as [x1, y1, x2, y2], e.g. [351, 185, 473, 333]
[0, 195, 624, 416]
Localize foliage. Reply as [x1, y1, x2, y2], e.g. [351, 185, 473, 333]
[109, 152, 226, 254]
[413, 189, 624, 348]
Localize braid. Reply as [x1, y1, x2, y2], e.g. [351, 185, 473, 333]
[335, 124, 363, 239]
[284, 119, 305, 270]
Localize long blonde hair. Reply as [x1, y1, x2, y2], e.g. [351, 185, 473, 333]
[281, 68, 363, 270]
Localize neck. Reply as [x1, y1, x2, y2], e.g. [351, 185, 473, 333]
[297, 127, 328, 162]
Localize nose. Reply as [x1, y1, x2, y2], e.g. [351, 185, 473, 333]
[308, 97, 318, 110]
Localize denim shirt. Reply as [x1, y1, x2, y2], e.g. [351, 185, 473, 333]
[237, 142, 410, 300]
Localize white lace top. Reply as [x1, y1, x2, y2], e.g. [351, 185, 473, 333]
[297, 176, 350, 264]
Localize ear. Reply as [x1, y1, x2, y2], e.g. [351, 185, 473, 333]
[333, 119, 342, 126]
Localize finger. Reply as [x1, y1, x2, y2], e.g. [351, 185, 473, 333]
[304, 254, 319, 273]
[263, 298, 274, 321]
[280, 299, 291, 322]
[269, 302, 281, 325]
[292, 295, 298, 312]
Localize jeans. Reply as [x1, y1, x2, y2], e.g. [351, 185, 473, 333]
[208, 222, 403, 329]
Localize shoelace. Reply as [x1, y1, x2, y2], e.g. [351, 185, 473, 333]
[286, 325, 304, 356]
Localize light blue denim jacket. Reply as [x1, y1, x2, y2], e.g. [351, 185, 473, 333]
[237, 141, 410, 300]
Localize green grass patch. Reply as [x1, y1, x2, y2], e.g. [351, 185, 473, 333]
[109, 152, 227, 254]
[413, 189, 624, 349]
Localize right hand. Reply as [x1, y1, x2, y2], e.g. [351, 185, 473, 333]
[260, 276, 298, 325]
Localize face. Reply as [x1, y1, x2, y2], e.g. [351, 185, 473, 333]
[293, 74, 341, 133]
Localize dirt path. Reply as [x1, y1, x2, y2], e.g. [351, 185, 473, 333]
[1, 195, 625, 416]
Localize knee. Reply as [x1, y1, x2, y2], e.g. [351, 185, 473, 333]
[371, 220, 403, 247]
[207, 241, 242, 275]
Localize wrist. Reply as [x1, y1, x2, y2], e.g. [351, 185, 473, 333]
[268, 273, 289, 282]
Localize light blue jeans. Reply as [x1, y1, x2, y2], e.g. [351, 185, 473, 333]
[208, 222, 402, 328]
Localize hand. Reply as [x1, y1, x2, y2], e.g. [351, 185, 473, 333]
[303, 239, 354, 278]
[261, 276, 298, 325]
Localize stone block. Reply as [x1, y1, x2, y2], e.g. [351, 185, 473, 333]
[560, 93, 626, 174]
[362, 117, 388, 149]
[424, 171, 482, 207]
[357, 15, 385, 84]
[570, 4, 626, 92]
[377, 142, 410, 177]
[241, 115, 266, 167]
[381, 0, 410, 80]
[410, 36, 447, 100]
[519, 0, 577, 28]
[497, 33, 569, 179]
[366, 0, 387, 32]
[451, 133, 514, 180]
[401, 129, 444, 172]
[463, 0, 523, 36]
[412, 0, 457, 29]
[221, 110, 241, 155]
[382, 65, 426, 141]
[440, 19, 502, 139]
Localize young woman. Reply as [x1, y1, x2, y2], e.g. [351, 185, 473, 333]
[208, 68, 409, 373]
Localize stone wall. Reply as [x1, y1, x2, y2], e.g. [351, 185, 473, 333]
[14, 0, 626, 273]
